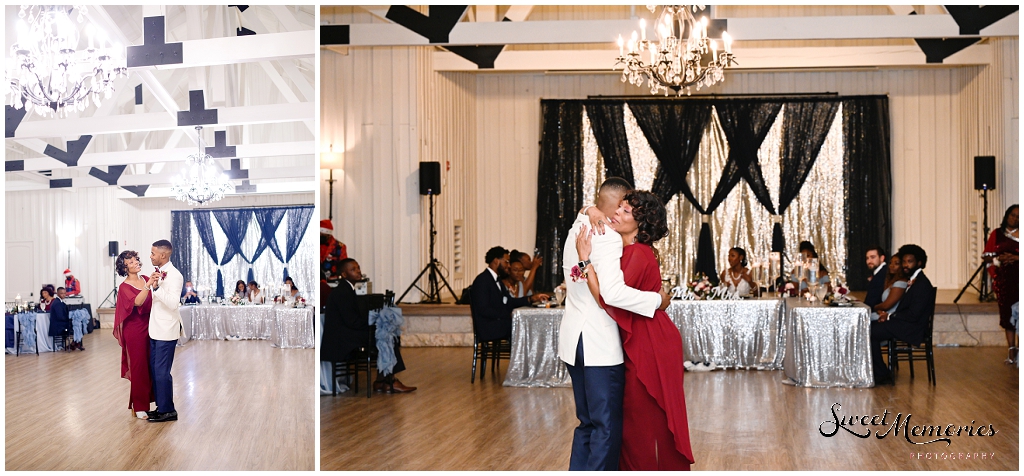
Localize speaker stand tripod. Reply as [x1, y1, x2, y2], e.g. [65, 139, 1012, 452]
[99, 256, 119, 308]
[955, 187, 994, 303]
[399, 192, 457, 304]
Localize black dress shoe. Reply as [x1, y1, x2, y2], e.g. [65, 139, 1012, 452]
[146, 410, 160, 418]
[148, 411, 178, 422]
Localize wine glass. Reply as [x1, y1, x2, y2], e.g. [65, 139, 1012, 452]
[807, 258, 820, 302]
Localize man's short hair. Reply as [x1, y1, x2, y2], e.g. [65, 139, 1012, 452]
[152, 239, 173, 252]
[339, 258, 356, 271]
[57, 287, 66, 292]
[599, 177, 632, 195]
[897, 244, 927, 268]
[485, 246, 508, 264]
[866, 246, 887, 259]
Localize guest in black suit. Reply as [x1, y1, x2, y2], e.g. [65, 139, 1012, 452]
[48, 287, 73, 350]
[470, 247, 550, 342]
[321, 258, 416, 393]
[863, 246, 888, 308]
[869, 244, 934, 386]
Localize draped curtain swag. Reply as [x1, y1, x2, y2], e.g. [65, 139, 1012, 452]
[535, 101, 585, 293]
[214, 210, 253, 265]
[253, 208, 288, 263]
[286, 206, 315, 263]
[627, 101, 712, 206]
[584, 102, 635, 186]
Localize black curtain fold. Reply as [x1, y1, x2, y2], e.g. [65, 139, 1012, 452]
[584, 102, 634, 186]
[771, 101, 841, 254]
[628, 101, 713, 206]
[707, 101, 783, 214]
[170, 211, 192, 285]
[844, 97, 892, 291]
[535, 100, 584, 292]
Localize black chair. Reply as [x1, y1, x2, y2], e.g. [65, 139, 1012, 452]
[469, 308, 511, 383]
[330, 292, 392, 398]
[887, 286, 938, 385]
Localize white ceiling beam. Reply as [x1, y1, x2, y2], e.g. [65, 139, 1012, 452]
[118, 163, 316, 186]
[433, 43, 994, 72]
[8, 102, 313, 140]
[126, 31, 316, 70]
[115, 180, 317, 199]
[280, 61, 314, 102]
[8, 174, 316, 193]
[258, 62, 315, 134]
[268, 5, 308, 32]
[343, 15, 1018, 46]
[504, 5, 534, 22]
[13, 141, 316, 172]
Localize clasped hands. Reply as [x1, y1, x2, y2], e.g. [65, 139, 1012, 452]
[148, 270, 162, 290]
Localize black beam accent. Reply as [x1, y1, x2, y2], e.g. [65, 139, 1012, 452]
[88, 165, 127, 185]
[121, 185, 149, 197]
[386, 5, 468, 43]
[127, 16, 184, 67]
[50, 179, 73, 189]
[206, 130, 237, 158]
[135, 84, 143, 105]
[225, 158, 249, 179]
[229, 5, 249, 13]
[320, 25, 350, 45]
[43, 135, 93, 167]
[237, 26, 257, 36]
[945, 5, 1018, 35]
[446, 45, 505, 69]
[6, 161, 25, 172]
[6, 105, 27, 138]
[235, 180, 257, 193]
[915, 38, 981, 63]
[177, 90, 218, 126]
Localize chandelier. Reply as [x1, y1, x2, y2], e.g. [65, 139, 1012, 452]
[7, 5, 127, 118]
[615, 5, 737, 96]
[171, 127, 234, 206]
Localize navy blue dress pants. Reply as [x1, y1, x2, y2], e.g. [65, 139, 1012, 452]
[150, 339, 177, 413]
[565, 335, 624, 471]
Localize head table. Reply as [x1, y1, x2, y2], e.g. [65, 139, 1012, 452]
[504, 297, 873, 389]
[177, 304, 314, 349]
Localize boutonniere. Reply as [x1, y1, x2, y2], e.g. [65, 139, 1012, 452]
[154, 267, 167, 280]
[570, 265, 588, 282]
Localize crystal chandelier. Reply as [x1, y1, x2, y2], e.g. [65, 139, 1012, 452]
[7, 5, 127, 118]
[615, 5, 737, 96]
[171, 127, 234, 206]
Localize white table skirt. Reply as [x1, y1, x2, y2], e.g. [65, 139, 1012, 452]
[6, 312, 54, 354]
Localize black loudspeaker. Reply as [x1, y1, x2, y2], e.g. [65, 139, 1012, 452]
[108, 241, 118, 257]
[974, 156, 996, 190]
[419, 161, 441, 195]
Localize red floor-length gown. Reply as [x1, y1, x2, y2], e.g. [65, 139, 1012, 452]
[114, 277, 155, 412]
[601, 243, 694, 470]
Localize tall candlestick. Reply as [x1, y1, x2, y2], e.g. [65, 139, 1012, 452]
[639, 18, 647, 41]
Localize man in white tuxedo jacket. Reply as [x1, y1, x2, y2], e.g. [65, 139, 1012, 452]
[559, 177, 669, 471]
[147, 240, 184, 422]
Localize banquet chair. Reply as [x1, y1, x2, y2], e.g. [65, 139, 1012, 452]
[14, 314, 39, 357]
[331, 293, 387, 398]
[469, 308, 511, 383]
[886, 286, 938, 385]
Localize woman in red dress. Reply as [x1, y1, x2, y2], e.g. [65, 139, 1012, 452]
[577, 190, 694, 470]
[114, 250, 156, 419]
[983, 204, 1019, 363]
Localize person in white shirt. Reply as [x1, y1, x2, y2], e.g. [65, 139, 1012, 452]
[247, 281, 265, 304]
[146, 240, 183, 422]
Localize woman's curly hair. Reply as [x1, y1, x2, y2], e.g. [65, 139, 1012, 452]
[624, 190, 669, 245]
[115, 250, 139, 277]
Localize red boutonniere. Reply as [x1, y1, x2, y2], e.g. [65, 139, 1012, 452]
[570, 265, 587, 282]
[154, 267, 167, 280]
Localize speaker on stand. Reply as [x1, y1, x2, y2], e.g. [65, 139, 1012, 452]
[398, 162, 458, 304]
[955, 156, 996, 303]
[100, 241, 120, 308]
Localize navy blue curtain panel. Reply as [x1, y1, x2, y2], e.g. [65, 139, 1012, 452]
[214, 209, 253, 265]
[170, 211, 192, 285]
[252, 208, 288, 262]
[286, 206, 315, 263]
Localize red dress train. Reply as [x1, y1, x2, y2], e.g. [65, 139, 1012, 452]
[601, 243, 694, 470]
[114, 278, 155, 412]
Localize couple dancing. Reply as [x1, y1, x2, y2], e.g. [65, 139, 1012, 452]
[560, 178, 693, 471]
[113, 240, 183, 422]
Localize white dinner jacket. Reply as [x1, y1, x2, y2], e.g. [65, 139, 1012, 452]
[149, 261, 184, 341]
[558, 213, 661, 367]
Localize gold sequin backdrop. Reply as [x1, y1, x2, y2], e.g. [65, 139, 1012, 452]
[582, 104, 847, 288]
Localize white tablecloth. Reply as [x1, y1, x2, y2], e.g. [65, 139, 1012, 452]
[6, 312, 54, 354]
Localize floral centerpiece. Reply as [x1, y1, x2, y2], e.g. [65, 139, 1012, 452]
[229, 294, 244, 306]
[822, 282, 852, 306]
[672, 273, 737, 300]
[293, 297, 307, 309]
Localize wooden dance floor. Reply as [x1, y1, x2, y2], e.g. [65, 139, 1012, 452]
[321, 346, 1018, 470]
[5, 329, 315, 471]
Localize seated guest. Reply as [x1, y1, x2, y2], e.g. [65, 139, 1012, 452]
[863, 246, 888, 308]
[233, 280, 248, 299]
[510, 249, 543, 295]
[39, 288, 54, 311]
[181, 281, 201, 304]
[285, 277, 301, 299]
[471, 247, 549, 342]
[869, 244, 933, 386]
[719, 247, 757, 297]
[502, 259, 532, 299]
[63, 269, 82, 296]
[48, 287, 73, 350]
[322, 258, 417, 393]
[247, 281, 265, 304]
[791, 242, 831, 293]
[871, 255, 908, 321]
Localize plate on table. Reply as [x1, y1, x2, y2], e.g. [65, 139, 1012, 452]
[828, 302, 854, 307]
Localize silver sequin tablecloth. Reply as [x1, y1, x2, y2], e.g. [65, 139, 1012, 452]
[186, 304, 276, 341]
[504, 308, 573, 388]
[667, 298, 786, 370]
[270, 307, 315, 349]
[782, 298, 874, 388]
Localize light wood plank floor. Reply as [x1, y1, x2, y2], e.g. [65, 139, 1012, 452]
[321, 346, 1018, 470]
[6, 329, 315, 471]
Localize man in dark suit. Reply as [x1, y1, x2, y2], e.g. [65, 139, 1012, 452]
[321, 258, 416, 393]
[48, 287, 72, 350]
[869, 244, 934, 386]
[471, 247, 550, 342]
[863, 246, 888, 309]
